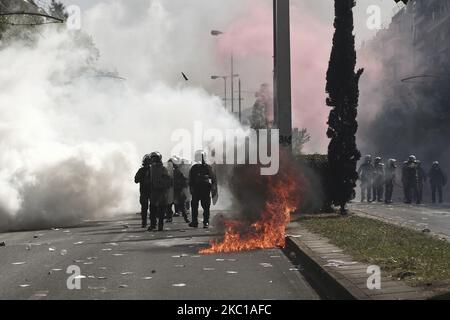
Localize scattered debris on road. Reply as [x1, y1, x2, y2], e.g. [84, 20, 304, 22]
[172, 283, 186, 287]
[260, 263, 273, 268]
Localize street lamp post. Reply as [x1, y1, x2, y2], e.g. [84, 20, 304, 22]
[231, 54, 234, 113]
[238, 78, 242, 122]
[211, 30, 240, 115]
[211, 75, 228, 108]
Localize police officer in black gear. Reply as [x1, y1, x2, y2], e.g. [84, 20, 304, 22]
[385, 159, 397, 204]
[402, 155, 419, 204]
[171, 156, 190, 224]
[373, 157, 385, 202]
[416, 160, 427, 204]
[135, 154, 152, 228]
[429, 161, 447, 204]
[189, 151, 217, 229]
[148, 152, 172, 232]
[358, 155, 374, 202]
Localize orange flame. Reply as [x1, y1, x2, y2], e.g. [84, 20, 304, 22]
[200, 172, 300, 254]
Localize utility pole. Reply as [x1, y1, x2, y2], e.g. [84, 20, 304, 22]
[231, 54, 235, 113]
[239, 78, 242, 122]
[273, 0, 292, 151]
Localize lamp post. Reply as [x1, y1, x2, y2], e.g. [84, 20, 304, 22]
[211, 75, 228, 108]
[211, 30, 239, 114]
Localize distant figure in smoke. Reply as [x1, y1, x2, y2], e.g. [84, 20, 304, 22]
[165, 158, 175, 223]
[188, 150, 218, 229]
[135, 154, 152, 228]
[358, 155, 374, 202]
[416, 160, 427, 204]
[429, 161, 447, 204]
[170, 156, 191, 224]
[402, 155, 419, 204]
[148, 152, 172, 232]
[372, 157, 385, 202]
[180, 158, 192, 218]
[384, 159, 397, 204]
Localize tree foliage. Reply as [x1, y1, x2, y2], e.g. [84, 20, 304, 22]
[326, 0, 364, 214]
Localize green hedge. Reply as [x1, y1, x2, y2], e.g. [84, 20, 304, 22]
[295, 154, 334, 213]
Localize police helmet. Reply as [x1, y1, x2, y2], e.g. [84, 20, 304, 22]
[388, 159, 397, 168]
[150, 152, 162, 164]
[195, 150, 207, 164]
[169, 155, 181, 165]
[142, 154, 151, 166]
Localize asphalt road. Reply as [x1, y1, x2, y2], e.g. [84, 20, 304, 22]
[0, 213, 319, 300]
[349, 202, 450, 240]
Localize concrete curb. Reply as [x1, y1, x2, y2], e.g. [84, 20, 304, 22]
[284, 237, 369, 300]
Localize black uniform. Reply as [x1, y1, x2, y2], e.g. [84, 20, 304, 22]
[189, 163, 217, 227]
[173, 164, 190, 223]
[149, 162, 172, 231]
[402, 161, 419, 204]
[135, 165, 152, 228]
[429, 166, 447, 204]
[417, 164, 427, 204]
[373, 162, 385, 202]
[358, 162, 374, 202]
[385, 164, 396, 204]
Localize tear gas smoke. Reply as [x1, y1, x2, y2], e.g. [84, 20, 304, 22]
[0, 1, 243, 231]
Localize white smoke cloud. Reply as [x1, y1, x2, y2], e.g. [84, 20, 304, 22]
[0, 0, 242, 231]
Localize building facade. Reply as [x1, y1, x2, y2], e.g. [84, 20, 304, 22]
[358, 0, 450, 169]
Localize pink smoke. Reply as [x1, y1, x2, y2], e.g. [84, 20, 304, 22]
[214, 1, 334, 153]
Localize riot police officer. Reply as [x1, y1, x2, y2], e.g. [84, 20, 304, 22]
[372, 157, 385, 202]
[402, 155, 419, 204]
[416, 160, 427, 204]
[385, 159, 397, 204]
[171, 156, 190, 224]
[135, 154, 152, 228]
[148, 152, 172, 232]
[188, 151, 218, 229]
[358, 155, 374, 202]
[429, 161, 447, 204]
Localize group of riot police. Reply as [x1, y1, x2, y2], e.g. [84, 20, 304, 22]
[134, 150, 218, 232]
[358, 155, 447, 205]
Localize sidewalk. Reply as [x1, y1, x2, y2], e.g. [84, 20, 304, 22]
[285, 220, 435, 300]
[348, 202, 450, 242]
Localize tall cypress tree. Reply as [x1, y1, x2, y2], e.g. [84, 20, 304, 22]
[326, 0, 363, 215]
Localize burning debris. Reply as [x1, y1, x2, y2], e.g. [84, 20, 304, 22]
[201, 158, 303, 254]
